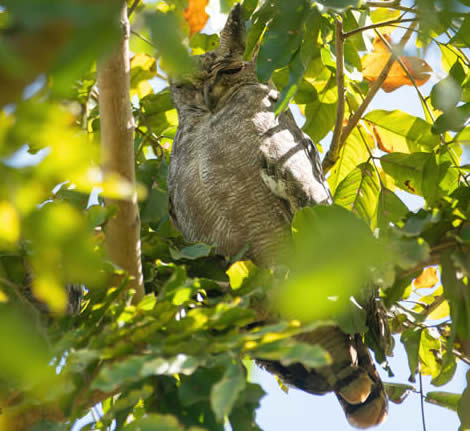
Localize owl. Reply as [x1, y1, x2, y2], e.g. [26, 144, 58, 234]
[168, 4, 387, 428]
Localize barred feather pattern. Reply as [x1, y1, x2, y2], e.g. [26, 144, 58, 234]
[168, 4, 387, 428]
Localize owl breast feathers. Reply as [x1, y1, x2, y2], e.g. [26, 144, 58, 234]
[168, 4, 387, 428]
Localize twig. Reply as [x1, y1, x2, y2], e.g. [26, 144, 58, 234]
[366, 1, 416, 13]
[130, 29, 157, 49]
[323, 22, 417, 174]
[419, 366, 427, 431]
[323, 18, 345, 172]
[343, 18, 416, 38]
[128, 0, 141, 17]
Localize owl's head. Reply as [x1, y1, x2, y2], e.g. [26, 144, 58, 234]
[170, 4, 257, 114]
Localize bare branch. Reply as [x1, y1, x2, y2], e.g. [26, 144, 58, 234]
[97, 0, 145, 303]
[322, 18, 345, 173]
[366, 1, 416, 13]
[343, 18, 416, 39]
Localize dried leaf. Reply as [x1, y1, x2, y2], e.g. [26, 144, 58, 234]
[362, 36, 432, 93]
[184, 0, 209, 36]
[414, 267, 439, 289]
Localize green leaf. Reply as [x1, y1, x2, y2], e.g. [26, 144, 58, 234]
[425, 391, 461, 412]
[87, 205, 111, 228]
[383, 382, 414, 404]
[189, 33, 219, 55]
[145, 11, 195, 77]
[432, 352, 457, 386]
[256, 0, 308, 82]
[381, 152, 432, 196]
[327, 126, 373, 195]
[419, 328, 441, 378]
[170, 243, 213, 260]
[458, 370, 470, 429]
[274, 9, 321, 114]
[123, 414, 185, 431]
[432, 103, 470, 134]
[365, 110, 439, 153]
[277, 342, 330, 368]
[400, 327, 422, 381]
[280, 205, 390, 322]
[376, 188, 409, 229]
[334, 162, 380, 227]
[211, 361, 246, 422]
[141, 187, 168, 224]
[226, 260, 257, 290]
[302, 99, 336, 143]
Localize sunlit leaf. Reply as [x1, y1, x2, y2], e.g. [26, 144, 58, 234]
[184, 0, 209, 36]
[362, 36, 432, 92]
[426, 391, 461, 412]
[123, 414, 185, 431]
[334, 162, 380, 227]
[365, 110, 439, 153]
[414, 267, 439, 289]
[226, 260, 257, 290]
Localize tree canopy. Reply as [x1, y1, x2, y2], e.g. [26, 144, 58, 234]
[0, 0, 469, 430]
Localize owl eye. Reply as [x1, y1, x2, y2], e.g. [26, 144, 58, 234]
[219, 64, 244, 75]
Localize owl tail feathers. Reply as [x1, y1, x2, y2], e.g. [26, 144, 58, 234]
[256, 325, 388, 429]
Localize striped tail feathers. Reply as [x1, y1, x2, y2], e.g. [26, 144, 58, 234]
[256, 325, 388, 429]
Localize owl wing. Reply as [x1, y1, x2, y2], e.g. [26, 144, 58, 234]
[259, 108, 332, 217]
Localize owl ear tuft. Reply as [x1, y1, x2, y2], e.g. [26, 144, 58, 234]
[216, 3, 245, 59]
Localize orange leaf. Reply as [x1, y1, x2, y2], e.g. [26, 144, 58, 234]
[184, 0, 209, 35]
[414, 267, 439, 289]
[362, 36, 432, 93]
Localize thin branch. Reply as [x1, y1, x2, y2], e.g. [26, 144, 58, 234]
[97, 0, 145, 303]
[323, 18, 345, 173]
[323, 22, 417, 174]
[128, 0, 141, 17]
[344, 18, 416, 39]
[366, 1, 416, 13]
[131, 29, 157, 49]
[419, 366, 427, 431]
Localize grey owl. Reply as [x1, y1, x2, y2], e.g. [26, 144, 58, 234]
[168, 4, 387, 429]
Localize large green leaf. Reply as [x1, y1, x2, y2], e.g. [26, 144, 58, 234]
[380, 152, 432, 197]
[376, 188, 409, 229]
[210, 361, 246, 422]
[256, 0, 309, 82]
[334, 162, 380, 227]
[327, 126, 373, 195]
[123, 414, 185, 431]
[365, 110, 439, 153]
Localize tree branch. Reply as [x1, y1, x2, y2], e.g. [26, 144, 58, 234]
[323, 21, 417, 174]
[97, 0, 145, 303]
[322, 18, 345, 173]
[343, 18, 416, 39]
[366, 1, 416, 13]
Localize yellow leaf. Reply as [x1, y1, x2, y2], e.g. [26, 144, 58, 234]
[226, 260, 256, 290]
[184, 0, 209, 35]
[0, 289, 8, 303]
[362, 36, 432, 92]
[428, 300, 450, 320]
[414, 267, 439, 289]
[130, 53, 156, 97]
[32, 276, 67, 313]
[0, 201, 20, 244]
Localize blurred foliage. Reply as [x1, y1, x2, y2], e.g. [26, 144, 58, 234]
[0, 0, 470, 430]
